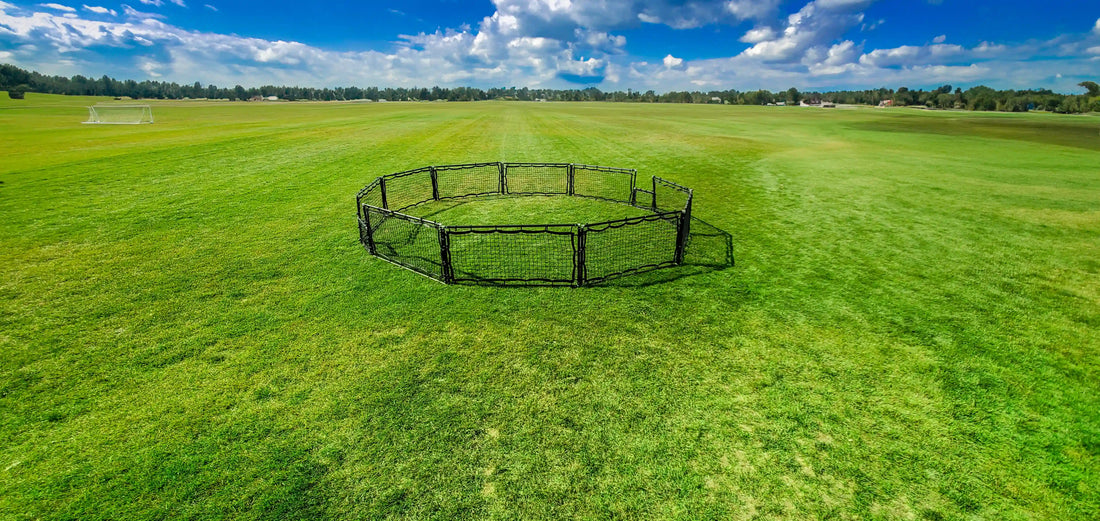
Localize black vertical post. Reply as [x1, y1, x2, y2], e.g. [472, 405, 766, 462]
[575, 225, 587, 287]
[357, 215, 367, 247]
[683, 193, 692, 257]
[567, 164, 575, 196]
[498, 162, 507, 194]
[438, 226, 452, 283]
[651, 176, 657, 210]
[674, 192, 692, 264]
[684, 191, 693, 228]
[674, 212, 687, 264]
[363, 208, 377, 255]
[629, 169, 637, 202]
[430, 167, 439, 200]
[379, 177, 389, 210]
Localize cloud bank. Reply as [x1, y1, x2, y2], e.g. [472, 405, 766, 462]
[1, 0, 1098, 92]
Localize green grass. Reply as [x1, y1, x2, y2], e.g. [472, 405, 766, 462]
[1, 93, 1098, 519]
[406, 196, 650, 226]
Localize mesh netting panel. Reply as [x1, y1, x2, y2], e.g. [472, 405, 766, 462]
[437, 164, 501, 199]
[585, 213, 680, 283]
[358, 163, 698, 286]
[448, 226, 576, 284]
[383, 168, 434, 211]
[653, 177, 692, 213]
[505, 164, 568, 195]
[573, 166, 634, 202]
[366, 208, 443, 278]
[86, 105, 152, 124]
[357, 179, 383, 218]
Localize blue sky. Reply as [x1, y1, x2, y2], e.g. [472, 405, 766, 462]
[1, 1, 1098, 92]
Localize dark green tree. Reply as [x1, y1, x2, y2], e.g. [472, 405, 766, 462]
[8, 84, 29, 99]
[785, 87, 801, 104]
[0, 64, 31, 89]
[1079, 81, 1100, 97]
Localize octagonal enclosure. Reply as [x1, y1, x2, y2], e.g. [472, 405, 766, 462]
[356, 162, 693, 286]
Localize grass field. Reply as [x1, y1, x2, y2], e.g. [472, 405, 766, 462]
[1, 93, 1098, 519]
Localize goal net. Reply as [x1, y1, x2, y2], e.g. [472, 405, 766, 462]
[84, 105, 154, 124]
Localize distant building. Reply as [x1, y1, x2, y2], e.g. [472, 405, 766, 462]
[265, 96, 279, 101]
[878, 99, 894, 107]
[822, 102, 836, 108]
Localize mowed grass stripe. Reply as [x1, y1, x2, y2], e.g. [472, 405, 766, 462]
[0, 97, 1097, 519]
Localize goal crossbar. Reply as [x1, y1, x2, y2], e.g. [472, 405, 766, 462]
[84, 104, 154, 124]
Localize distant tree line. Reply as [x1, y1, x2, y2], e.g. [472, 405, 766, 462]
[2, 63, 1098, 113]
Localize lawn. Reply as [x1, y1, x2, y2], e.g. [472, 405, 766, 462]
[1, 93, 1098, 519]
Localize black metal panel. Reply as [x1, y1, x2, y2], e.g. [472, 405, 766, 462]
[447, 224, 577, 286]
[584, 212, 681, 284]
[356, 163, 695, 287]
[364, 207, 445, 281]
[382, 168, 435, 211]
[435, 162, 503, 199]
[573, 164, 635, 202]
[504, 163, 570, 195]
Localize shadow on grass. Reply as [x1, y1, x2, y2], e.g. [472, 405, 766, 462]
[594, 216, 735, 288]
[368, 204, 735, 288]
[410, 197, 491, 220]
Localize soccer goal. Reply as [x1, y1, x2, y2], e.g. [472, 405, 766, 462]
[84, 104, 154, 124]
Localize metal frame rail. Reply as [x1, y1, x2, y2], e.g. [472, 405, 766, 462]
[356, 162, 693, 286]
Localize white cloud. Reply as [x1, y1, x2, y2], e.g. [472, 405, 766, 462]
[38, 3, 76, 12]
[203, 4, 215, 11]
[740, 26, 776, 43]
[824, 40, 859, 64]
[1094, 17, 1100, 34]
[82, 4, 115, 15]
[2, 0, 1100, 93]
[741, 0, 869, 62]
[490, 0, 777, 35]
[929, 43, 964, 57]
[814, 0, 873, 7]
[138, 0, 185, 7]
[122, 5, 165, 19]
[860, 18, 883, 31]
[858, 43, 966, 67]
[138, 58, 162, 77]
[804, 39, 861, 74]
[859, 45, 920, 67]
[574, 28, 626, 51]
[725, 0, 781, 20]
[557, 52, 605, 77]
[973, 41, 1007, 55]
[933, 34, 945, 44]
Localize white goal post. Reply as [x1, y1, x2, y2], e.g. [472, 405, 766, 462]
[84, 104, 154, 124]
